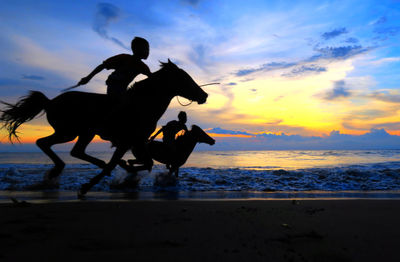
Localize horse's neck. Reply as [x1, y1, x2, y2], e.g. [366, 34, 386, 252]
[177, 133, 197, 161]
[131, 74, 174, 129]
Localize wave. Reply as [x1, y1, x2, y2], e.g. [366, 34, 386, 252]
[1, 161, 400, 192]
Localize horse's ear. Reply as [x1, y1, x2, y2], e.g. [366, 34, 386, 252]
[168, 58, 172, 64]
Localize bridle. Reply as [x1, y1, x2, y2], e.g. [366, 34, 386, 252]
[176, 82, 220, 106]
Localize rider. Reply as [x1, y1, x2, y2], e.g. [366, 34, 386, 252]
[77, 37, 151, 98]
[149, 111, 188, 159]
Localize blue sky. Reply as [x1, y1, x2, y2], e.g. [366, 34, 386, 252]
[1, 0, 400, 150]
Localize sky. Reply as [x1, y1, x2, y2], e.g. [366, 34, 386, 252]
[1, 0, 400, 150]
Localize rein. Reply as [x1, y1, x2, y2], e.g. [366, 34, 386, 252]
[176, 82, 220, 107]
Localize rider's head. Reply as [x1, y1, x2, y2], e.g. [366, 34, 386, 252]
[178, 111, 187, 123]
[131, 37, 149, 60]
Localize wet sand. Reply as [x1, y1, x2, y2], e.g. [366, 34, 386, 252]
[1, 200, 399, 261]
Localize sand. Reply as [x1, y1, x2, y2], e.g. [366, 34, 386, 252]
[1, 199, 399, 261]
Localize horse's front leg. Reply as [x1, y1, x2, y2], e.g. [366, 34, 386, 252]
[78, 146, 128, 198]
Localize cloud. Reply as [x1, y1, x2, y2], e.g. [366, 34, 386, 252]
[372, 16, 387, 25]
[374, 26, 400, 37]
[207, 127, 253, 136]
[21, 74, 45, 80]
[369, 91, 400, 103]
[344, 109, 389, 121]
[93, 3, 129, 50]
[323, 80, 351, 100]
[345, 37, 359, 44]
[265, 119, 283, 125]
[234, 61, 295, 77]
[233, 45, 370, 78]
[227, 82, 237, 86]
[313, 45, 370, 60]
[321, 27, 348, 40]
[206, 128, 400, 150]
[370, 57, 400, 66]
[282, 64, 327, 77]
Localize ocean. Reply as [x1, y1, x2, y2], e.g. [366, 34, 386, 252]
[1, 150, 400, 200]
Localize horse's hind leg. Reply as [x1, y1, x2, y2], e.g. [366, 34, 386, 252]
[79, 146, 129, 198]
[71, 134, 106, 168]
[36, 132, 76, 179]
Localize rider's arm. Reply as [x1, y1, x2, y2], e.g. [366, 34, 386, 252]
[78, 64, 106, 85]
[149, 127, 163, 141]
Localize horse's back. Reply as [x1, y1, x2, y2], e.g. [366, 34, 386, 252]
[46, 91, 112, 132]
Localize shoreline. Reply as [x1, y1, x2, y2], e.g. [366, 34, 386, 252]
[2, 190, 400, 203]
[1, 199, 399, 261]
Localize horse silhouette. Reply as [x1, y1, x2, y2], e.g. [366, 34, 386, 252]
[0, 60, 208, 197]
[123, 124, 215, 177]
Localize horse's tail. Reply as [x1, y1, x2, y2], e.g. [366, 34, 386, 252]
[0, 91, 50, 142]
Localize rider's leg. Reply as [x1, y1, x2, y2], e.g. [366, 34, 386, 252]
[36, 132, 77, 178]
[133, 141, 153, 171]
[71, 133, 106, 168]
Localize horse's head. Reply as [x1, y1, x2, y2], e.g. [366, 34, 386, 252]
[160, 59, 208, 104]
[190, 125, 215, 145]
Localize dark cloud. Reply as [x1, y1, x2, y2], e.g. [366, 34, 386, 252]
[234, 44, 370, 78]
[323, 80, 351, 100]
[321, 27, 348, 40]
[235, 61, 295, 77]
[206, 127, 400, 150]
[265, 119, 283, 125]
[93, 3, 129, 50]
[345, 109, 389, 120]
[282, 64, 326, 77]
[21, 74, 45, 80]
[207, 127, 253, 136]
[374, 122, 400, 131]
[369, 91, 400, 103]
[249, 88, 257, 92]
[345, 37, 359, 44]
[240, 78, 255, 82]
[227, 82, 237, 86]
[313, 45, 369, 60]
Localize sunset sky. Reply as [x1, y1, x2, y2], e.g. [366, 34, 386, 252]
[1, 0, 400, 147]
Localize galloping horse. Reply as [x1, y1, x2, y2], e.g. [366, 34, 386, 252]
[125, 125, 215, 177]
[0, 60, 208, 196]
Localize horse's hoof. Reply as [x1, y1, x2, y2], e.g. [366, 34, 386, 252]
[77, 191, 86, 200]
[78, 183, 91, 199]
[46, 166, 64, 179]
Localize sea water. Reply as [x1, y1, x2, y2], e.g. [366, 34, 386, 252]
[1, 150, 400, 200]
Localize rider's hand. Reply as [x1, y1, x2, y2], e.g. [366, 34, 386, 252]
[78, 76, 90, 86]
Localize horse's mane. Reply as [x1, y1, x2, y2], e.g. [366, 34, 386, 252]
[176, 126, 193, 144]
[176, 125, 201, 144]
[127, 61, 174, 96]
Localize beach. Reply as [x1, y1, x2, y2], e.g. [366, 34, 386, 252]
[1, 199, 399, 261]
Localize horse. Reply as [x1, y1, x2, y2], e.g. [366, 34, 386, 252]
[124, 124, 215, 177]
[0, 60, 208, 197]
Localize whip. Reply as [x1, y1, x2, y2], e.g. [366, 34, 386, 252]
[61, 84, 80, 92]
